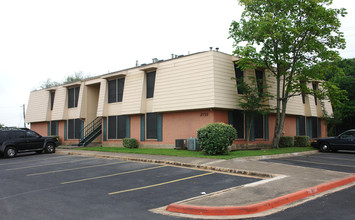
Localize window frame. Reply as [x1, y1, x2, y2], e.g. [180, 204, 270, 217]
[108, 77, 125, 103]
[67, 119, 82, 139]
[68, 86, 80, 108]
[108, 115, 127, 139]
[233, 63, 244, 95]
[50, 91, 55, 111]
[146, 71, 156, 99]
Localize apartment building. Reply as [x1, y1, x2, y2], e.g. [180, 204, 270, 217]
[25, 50, 332, 149]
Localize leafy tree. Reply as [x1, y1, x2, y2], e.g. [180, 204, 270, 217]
[63, 71, 87, 84]
[229, 0, 346, 148]
[325, 58, 355, 135]
[0, 123, 4, 128]
[39, 71, 89, 89]
[40, 78, 61, 89]
[235, 74, 273, 148]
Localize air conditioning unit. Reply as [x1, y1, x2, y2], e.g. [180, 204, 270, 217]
[187, 138, 200, 151]
[175, 139, 187, 150]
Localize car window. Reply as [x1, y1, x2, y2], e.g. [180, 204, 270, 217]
[26, 130, 40, 138]
[13, 131, 26, 138]
[340, 131, 355, 139]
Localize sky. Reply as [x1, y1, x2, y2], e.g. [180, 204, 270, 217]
[0, 0, 354, 127]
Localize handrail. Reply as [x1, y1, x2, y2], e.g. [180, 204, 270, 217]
[79, 117, 102, 146]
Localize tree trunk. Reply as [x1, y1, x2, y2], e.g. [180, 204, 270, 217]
[273, 97, 288, 148]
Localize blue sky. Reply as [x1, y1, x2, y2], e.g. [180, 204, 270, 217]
[0, 0, 354, 127]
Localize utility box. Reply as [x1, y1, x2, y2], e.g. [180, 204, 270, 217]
[175, 139, 187, 150]
[187, 138, 200, 151]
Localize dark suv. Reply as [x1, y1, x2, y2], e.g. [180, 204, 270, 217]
[0, 128, 59, 158]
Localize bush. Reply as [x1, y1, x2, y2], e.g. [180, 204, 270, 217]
[279, 136, 294, 148]
[123, 138, 138, 148]
[197, 123, 237, 155]
[294, 136, 310, 147]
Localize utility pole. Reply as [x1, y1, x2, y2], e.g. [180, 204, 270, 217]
[22, 104, 26, 128]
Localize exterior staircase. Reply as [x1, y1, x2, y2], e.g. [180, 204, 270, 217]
[78, 117, 102, 147]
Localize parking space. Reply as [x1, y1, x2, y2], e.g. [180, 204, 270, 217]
[262, 152, 355, 173]
[0, 153, 261, 220]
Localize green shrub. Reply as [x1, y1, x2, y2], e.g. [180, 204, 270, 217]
[123, 138, 138, 148]
[197, 123, 237, 155]
[294, 136, 310, 147]
[279, 136, 294, 148]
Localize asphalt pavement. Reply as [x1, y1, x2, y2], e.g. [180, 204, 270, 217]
[56, 149, 355, 219]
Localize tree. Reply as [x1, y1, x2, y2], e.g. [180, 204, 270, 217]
[229, 0, 346, 148]
[0, 123, 4, 128]
[39, 71, 89, 89]
[325, 58, 355, 135]
[236, 74, 273, 148]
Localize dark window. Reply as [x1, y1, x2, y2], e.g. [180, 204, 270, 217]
[108, 115, 127, 139]
[255, 70, 264, 96]
[234, 63, 244, 94]
[50, 91, 55, 110]
[312, 83, 318, 105]
[146, 113, 157, 139]
[50, 121, 58, 136]
[300, 81, 306, 104]
[146, 71, 156, 98]
[254, 114, 264, 139]
[230, 110, 244, 139]
[108, 78, 125, 103]
[68, 87, 80, 108]
[311, 117, 318, 138]
[297, 116, 306, 136]
[68, 119, 82, 139]
[26, 130, 40, 138]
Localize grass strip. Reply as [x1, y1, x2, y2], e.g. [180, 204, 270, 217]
[70, 146, 315, 160]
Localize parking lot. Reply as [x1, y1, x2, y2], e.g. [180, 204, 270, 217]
[0, 153, 261, 220]
[262, 151, 355, 173]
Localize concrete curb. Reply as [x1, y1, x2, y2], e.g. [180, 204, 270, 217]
[166, 174, 355, 216]
[57, 150, 275, 178]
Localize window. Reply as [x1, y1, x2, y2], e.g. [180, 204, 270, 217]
[312, 83, 318, 105]
[68, 87, 80, 108]
[296, 116, 306, 136]
[146, 113, 157, 139]
[26, 130, 40, 138]
[108, 115, 128, 139]
[254, 113, 264, 139]
[234, 63, 244, 94]
[255, 69, 264, 96]
[50, 121, 58, 136]
[306, 117, 319, 139]
[229, 110, 245, 139]
[300, 81, 306, 104]
[50, 91, 55, 110]
[68, 119, 82, 139]
[146, 71, 156, 98]
[108, 78, 125, 103]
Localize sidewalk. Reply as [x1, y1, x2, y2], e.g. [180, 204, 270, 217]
[57, 149, 355, 219]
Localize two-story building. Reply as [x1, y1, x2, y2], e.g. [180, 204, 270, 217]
[25, 50, 332, 149]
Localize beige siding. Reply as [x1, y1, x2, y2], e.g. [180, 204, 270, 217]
[25, 90, 50, 123]
[212, 52, 239, 109]
[26, 50, 334, 123]
[121, 70, 144, 114]
[97, 79, 107, 117]
[51, 86, 67, 120]
[152, 52, 215, 112]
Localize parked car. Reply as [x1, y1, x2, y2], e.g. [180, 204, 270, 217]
[311, 129, 355, 152]
[0, 128, 59, 158]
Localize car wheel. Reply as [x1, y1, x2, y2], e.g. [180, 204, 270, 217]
[4, 147, 17, 158]
[45, 143, 56, 153]
[319, 143, 330, 152]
